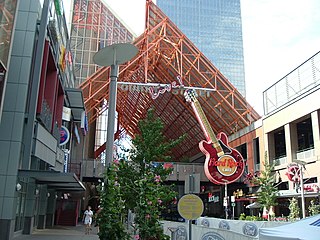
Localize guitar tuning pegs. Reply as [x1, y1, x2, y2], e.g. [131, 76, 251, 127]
[184, 89, 198, 102]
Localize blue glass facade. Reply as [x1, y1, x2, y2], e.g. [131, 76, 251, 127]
[157, 0, 246, 97]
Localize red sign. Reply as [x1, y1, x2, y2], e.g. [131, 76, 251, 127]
[304, 183, 319, 192]
[201, 133, 245, 185]
[60, 126, 70, 146]
[184, 89, 245, 185]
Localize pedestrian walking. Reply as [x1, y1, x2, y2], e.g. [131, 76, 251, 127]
[83, 205, 94, 234]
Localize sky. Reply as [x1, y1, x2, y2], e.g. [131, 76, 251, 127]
[64, 0, 320, 115]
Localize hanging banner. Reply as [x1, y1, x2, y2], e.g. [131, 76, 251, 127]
[81, 111, 88, 135]
[62, 106, 71, 121]
[54, 0, 62, 16]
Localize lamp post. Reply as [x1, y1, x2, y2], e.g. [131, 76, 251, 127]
[293, 159, 307, 219]
[299, 164, 306, 219]
[93, 43, 138, 167]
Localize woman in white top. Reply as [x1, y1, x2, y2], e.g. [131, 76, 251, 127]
[83, 205, 93, 234]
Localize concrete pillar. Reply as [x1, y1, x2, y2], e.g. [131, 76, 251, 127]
[311, 111, 320, 157]
[285, 123, 298, 164]
[23, 181, 36, 234]
[265, 132, 275, 164]
[37, 185, 48, 229]
[46, 190, 57, 228]
[284, 123, 298, 190]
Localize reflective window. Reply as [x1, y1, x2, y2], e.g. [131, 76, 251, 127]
[157, 0, 246, 96]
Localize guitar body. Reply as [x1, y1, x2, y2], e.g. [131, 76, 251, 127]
[184, 89, 245, 184]
[200, 132, 245, 184]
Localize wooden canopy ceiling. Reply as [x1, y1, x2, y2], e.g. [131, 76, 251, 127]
[80, 0, 260, 161]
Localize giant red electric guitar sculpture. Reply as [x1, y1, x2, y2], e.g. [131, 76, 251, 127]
[184, 89, 245, 184]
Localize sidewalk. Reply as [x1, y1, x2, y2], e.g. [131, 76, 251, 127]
[13, 225, 99, 240]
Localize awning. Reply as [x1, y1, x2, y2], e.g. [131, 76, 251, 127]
[18, 170, 86, 191]
[65, 88, 85, 121]
[246, 202, 261, 209]
[259, 214, 320, 240]
[277, 190, 319, 198]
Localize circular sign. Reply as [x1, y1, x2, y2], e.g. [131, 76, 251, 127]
[173, 226, 187, 239]
[201, 232, 225, 240]
[202, 132, 245, 184]
[178, 194, 204, 220]
[60, 126, 70, 146]
[218, 220, 230, 230]
[242, 222, 258, 237]
[201, 219, 210, 227]
[216, 155, 237, 176]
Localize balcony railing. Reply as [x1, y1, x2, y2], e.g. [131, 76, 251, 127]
[263, 51, 320, 115]
[273, 156, 287, 166]
[81, 159, 106, 178]
[296, 148, 315, 160]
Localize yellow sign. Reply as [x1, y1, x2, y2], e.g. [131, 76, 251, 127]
[216, 155, 237, 176]
[178, 194, 204, 220]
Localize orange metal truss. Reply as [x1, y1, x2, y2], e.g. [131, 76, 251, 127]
[80, 0, 260, 161]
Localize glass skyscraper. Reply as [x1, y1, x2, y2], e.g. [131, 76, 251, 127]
[157, 0, 246, 97]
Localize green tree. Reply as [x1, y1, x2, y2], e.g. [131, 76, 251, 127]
[288, 197, 300, 221]
[127, 109, 185, 240]
[253, 152, 278, 217]
[97, 162, 130, 240]
[98, 108, 185, 240]
[308, 199, 320, 216]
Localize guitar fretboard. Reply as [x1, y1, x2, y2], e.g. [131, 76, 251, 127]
[192, 99, 224, 157]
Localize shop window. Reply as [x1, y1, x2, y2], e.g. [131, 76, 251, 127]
[236, 143, 247, 160]
[297, 118, 314, 151]
[253, 137, 260, 167]
[274, 128, 286, 158]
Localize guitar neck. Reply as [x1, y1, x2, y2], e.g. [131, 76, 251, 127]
[192, 100, 224, 155]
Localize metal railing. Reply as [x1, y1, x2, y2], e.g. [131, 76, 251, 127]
[273, 156, 287, 166]
[81, 159, 106, 178]
[296, 148, 315, 160]
[263, 51, 320, 115]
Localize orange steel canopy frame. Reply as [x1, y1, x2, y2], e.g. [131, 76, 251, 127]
[80, 0, 260, 161]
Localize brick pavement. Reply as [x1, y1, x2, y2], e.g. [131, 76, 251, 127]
[13, 225, 99, 240]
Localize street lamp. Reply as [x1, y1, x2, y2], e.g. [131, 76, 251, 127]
[93, 43, 138, 167]
[293, 159, 307, 219]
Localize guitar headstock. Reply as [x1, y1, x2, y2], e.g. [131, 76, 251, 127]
[184, 89, 198, 102]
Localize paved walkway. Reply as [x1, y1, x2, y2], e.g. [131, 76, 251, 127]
[13, 225, 99, 240]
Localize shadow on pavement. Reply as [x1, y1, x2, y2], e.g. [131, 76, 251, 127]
[13, 225, 99, 240]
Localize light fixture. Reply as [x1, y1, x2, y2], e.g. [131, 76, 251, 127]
[47, 192, 51, 198]
[16, 183, 22, 191]
[35, 189, 39, 195]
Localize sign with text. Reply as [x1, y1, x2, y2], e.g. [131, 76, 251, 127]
[178, 194, 203, 220]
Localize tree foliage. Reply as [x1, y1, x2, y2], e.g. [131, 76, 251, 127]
[253, 152, 279, 212]
[308, 199, 320, 216]
[98, 108, 186, 240]
[97, 162, 130, 240]
[288, 197, 300, 221]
